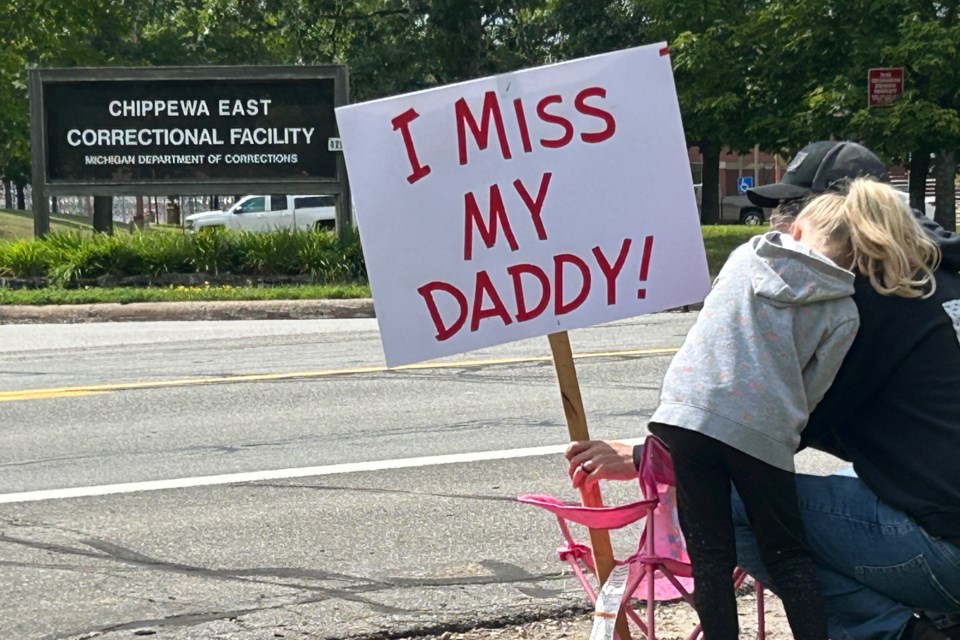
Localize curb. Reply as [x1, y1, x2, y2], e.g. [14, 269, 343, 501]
[0, 298, 377, 324]
[0, 299, 700, 325]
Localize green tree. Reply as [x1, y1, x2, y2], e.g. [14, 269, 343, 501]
[668, 18, 761, 225]
[548, 0, 766, 224]
[748, 0, 959, 230]
[852, 4, 959, 230]
[304, 1, 436, 100]
[546, 0, 646, 60]
[329, 0, 552, 100]
[0, 0, 133, 219]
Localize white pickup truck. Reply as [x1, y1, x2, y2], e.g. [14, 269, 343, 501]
[184, 194, 336, 232]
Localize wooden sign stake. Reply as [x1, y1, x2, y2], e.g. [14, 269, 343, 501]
[548, 331, 632, 640]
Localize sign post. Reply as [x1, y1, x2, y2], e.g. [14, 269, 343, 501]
[335, 43, 711, 638]
[548, 330, 628, 638]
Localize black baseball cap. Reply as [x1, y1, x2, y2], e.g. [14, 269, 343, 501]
[746, 141, 889, 208]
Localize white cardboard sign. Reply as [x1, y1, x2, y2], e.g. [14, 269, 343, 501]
[336, 43, 710, 367]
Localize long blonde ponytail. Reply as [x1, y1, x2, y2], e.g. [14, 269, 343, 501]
[841, 179, 941, 298]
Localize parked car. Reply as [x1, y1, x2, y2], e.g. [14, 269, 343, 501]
[184, 194, 336, 233]
[693, 183, 770, 225]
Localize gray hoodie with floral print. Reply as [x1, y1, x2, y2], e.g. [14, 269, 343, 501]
[651, 232, 859, 471]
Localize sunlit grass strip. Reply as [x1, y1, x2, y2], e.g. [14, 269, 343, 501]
[0, 282, 371, 305]
[701, 224, 766, 277]
[0, 209, 92, 241]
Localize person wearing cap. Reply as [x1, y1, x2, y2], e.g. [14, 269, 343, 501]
[748, 141, 960, 256]
[748, 140, 892, 229]
[567, 141, 960, 640]
[743, 141, 960, 640]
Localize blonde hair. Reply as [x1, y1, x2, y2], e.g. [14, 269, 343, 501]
[794, 191, 851, 266]
[798, 179, 941, 298]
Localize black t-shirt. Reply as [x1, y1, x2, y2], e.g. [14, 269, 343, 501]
[801, 268, 960, 538]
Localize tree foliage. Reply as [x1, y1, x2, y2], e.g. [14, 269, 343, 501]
[0, 0, 131, 187]
[744, 0, 959, 227]
[1, 0, 957, 225]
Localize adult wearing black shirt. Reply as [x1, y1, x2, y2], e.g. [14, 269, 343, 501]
[567, 141, 960, 640]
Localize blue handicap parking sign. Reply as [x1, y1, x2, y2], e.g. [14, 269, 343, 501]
[737, 176, 754, 193]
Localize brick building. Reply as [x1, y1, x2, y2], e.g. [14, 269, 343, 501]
[687, 146, 782, 197]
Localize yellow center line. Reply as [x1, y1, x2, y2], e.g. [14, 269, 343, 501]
[0, 347, 678, 403]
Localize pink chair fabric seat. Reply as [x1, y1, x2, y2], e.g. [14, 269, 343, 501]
[518, 436, 765, 640]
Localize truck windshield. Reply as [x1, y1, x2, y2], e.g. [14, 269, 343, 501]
[234, 197, 265, 214]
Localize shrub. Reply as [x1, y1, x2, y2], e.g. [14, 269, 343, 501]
[338, 226, 367, 281]
[129, 231, 194, 277]
[40, 231, 102, 286]
[36, 232, 144, 285]
[0, 239, 56, 277]
[234, 229, 306, 276]
[75, 233, 145, 279]
[188, 228, 242, 276]
[297, 228, 348, 281]
[0, 227, 368, 286]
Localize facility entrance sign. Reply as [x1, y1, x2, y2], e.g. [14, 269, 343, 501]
[29, 65, 350, 235]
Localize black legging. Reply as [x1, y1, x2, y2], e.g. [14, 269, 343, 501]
[649, 422, 827, 640]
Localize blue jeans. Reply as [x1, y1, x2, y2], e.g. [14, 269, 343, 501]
[732, 474, 960, 640]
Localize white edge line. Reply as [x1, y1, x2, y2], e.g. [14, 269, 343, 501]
[0, 438, 647, 505]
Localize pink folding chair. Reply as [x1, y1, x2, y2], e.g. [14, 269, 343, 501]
[518, 436, 765, 640]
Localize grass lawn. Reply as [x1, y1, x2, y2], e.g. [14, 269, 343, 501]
[0, 282, 371, 305]
[701, 224, 766, 277]
[0, 221, 766, 305]
[0, 208, 92, 241]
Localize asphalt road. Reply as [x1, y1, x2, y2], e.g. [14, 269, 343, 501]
[0, 312, 846, 640]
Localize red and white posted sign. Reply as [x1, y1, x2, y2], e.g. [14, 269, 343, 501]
[868, 67, 904, 107]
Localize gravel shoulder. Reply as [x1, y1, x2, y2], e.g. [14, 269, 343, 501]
[403, 591, 790, 640]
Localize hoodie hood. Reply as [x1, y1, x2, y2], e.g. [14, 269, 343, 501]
[653, 230, 860, 473]
[748, 232, 856, 305]
[915, 214, 960, 273]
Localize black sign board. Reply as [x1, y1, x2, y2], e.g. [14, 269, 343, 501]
[29, 65, 350, 235]
[44, 78, 337, 182]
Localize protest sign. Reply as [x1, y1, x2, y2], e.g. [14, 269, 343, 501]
[338, 44, 708, 638]
[336, 43, 709, 368]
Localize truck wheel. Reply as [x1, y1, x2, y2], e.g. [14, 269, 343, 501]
[740, 209, 764, 226]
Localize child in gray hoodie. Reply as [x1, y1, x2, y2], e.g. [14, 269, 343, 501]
[648, 187, 862, 640]
[649, 178, 942, 640]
